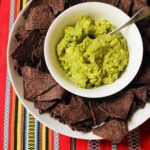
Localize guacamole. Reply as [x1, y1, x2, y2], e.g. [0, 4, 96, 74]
[56, 16, 129, 88]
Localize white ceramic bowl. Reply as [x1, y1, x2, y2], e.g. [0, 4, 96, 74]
[45, 2, 143, 98]
[7, 1, 150, 140]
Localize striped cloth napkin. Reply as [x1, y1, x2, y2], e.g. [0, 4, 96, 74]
[0, 0, 150, 149]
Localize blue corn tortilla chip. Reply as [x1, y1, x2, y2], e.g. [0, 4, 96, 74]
[12, 30, 41, 62]
[70, 118, 94, 132]
[50, 95, 92, 124]
[134, 67, 150, 85]
[34, 100, 57, 112]
[23, 0, 42, 19]
[92, 119, 128, 144]
[25, 5, 54, 30]
[69, 0, 119, 6]
[15, 25, 30, 41]
[32, 36, 45, 61]
[22, 66, 57, 100]
[132, 0, 148, 15]
[49, 0, 65, 15]
[97, 91, 134, 119]
[117, 0, 132, 14]
[23, 0, 50, 19]
[35, 84, 65, 101]
[131, 86, 148, 102]
[89, 100, 109, 126]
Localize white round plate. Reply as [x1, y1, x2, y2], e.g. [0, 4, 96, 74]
[7, 1, 150, 140]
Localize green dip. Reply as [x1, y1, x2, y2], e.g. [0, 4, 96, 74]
[56, 16, 129, 88]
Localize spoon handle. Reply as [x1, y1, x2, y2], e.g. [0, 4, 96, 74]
[108, 6, 150, 36]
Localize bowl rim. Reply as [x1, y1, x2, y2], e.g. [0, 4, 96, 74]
[44, 2, 143, 98]
[7, 1, 150, 140]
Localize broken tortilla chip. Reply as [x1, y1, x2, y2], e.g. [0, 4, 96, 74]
[51, 95, 92, 124]
[12, 30, 41, 62]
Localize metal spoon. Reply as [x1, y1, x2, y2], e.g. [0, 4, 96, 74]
[107, 6, 150, 36]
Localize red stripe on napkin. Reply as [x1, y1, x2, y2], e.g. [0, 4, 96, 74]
[76, 139, 88, 150]
[139, 119, 150, 150]
[59, 134, 70, 150]
[0, 0, 10, 147]
[117, 136, 129, 150]
[99, 140, 111, 150]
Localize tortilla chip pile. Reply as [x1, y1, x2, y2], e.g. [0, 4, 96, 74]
[11, 0, 150, 144]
